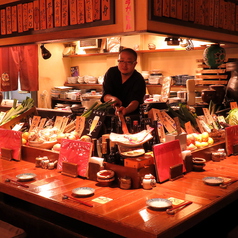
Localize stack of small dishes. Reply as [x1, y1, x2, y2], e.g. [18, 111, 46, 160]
[97, 170, 115, 186]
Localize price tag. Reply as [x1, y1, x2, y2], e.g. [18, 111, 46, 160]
[54, 116, 64, 129]
[39, 118, 47, 129]
[174, 117, 182, 135]
[75, 116, 85, 137]
[202, 108, 218, 130]
[196, 118, 205, 133]
[29, 116, 41, 132]
[60, 117, 69, 132]
[185, 121, 194, 134]
[230, 101, 238, 109]
[159, 110, 176, 133]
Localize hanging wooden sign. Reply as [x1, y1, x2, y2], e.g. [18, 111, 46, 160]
[23, 3, 28, 32]
[93, 0, 101, 20]
[85, 0, 93, 23]
[11, 5, 17, 32]
[54, 0, 61, 27]
[77, 0, 85, 24]
[122, 0, 134, 32]
[1, 9, 6, 35]
[17, 4, 23, 33]
[6, 7, 12, 35]
[69, 0, 77, 25]
[102, 0, 110, 21]
[27, 2, 34, 29]
[40, 0, 46, 30]
[46, 0, 53, 29]
[34, 0, 40, 30]
[62, 0, 69, 26]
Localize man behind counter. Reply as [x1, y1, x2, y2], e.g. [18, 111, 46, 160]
[101, 48, 146, 116]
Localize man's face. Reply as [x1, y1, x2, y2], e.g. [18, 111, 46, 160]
[118, 51, 137, 75]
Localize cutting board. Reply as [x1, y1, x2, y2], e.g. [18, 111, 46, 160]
[153, 139, 184, 183]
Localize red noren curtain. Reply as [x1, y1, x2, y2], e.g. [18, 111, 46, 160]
[0, 44, 38, 92]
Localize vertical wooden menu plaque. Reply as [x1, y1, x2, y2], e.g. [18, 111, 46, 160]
[69, 0, 77, 25]
[23, 3, 28, 32]
[28, 2, 34, 29]
[176, 0, 182, 20]
[34, 0, 40, 30]
[40, 0, 46, 30]
[6, 7, 12, 35]
[189, 0, 194, 22]
[54, 0, 61, 27]
[62, 0, 69, 26]
[154, 0, 162, 17]
[77, 0, 85, 24]
[85, 0, 93, 23]
[162, 0, 170, 17]
[46, 0, 53, 28]
[182, 0, 189, 21]
[170, 0, 176, 18]
[1, 9, 6, 35]
[11, 6, 17, 32]
[93, 0, 101, 20]
[101, 0, 110, 21]
[17, 4, 23, 33]
[214, 0, 219, 28]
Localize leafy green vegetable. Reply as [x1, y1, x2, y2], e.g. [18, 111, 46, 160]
[0, 97, 34, 125]
[226, 108, 238, 125]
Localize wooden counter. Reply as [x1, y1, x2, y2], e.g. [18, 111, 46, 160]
[0, 153, 238, 238]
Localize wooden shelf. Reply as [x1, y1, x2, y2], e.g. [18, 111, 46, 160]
[63, 47, 206, 58]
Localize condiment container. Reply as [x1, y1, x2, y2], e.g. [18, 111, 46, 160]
[119, 176, 131, 189]
[141, 174, 156, 190]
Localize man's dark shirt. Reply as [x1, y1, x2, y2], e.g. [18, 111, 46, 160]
[101, 66, 146, 113]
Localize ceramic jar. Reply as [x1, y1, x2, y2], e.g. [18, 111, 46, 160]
[209, 85, 225, 104]
[192, 158, 206, 171]
[203, 44, 226, 68]
[201, 89, 216, 103]
[141, 174, 156, 190]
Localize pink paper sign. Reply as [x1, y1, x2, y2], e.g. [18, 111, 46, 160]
[57, 139, 92, 178]
[0, 128, 22, 160]
[153, 139, 184, 182]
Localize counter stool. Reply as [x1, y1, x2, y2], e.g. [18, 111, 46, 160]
[0, 220, 26, 238]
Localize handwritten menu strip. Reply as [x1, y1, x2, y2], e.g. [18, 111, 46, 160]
[176, 0, 182, 20]
[11, 6, 17, 32]
[62, 0, 69, 26]
[39, 118, 46, 129]
[85, 0, 93, 23]
[154, 0, 163, 17]
[46, 0, 53, 28]
[77, 0, 85, 24]
[202, 107, 218, 130]
[170, 0, 176, 18]
[214, 0, 219, 28]
[208, 0, 214, 26]
[6, 7, 12, 35]
[23, 3, 28, 32]
[29, 116, 41, 132]
[163, 0, 170, 17]
[93, 0, 101, 20]
[28, 2, 34, 29]
[182, 0, 189, 21]
[54, 0, 61, 27]
[75, 116, 85, 137]
[34, 0, 40, 30]
[185, 121, 194, 134]
[54, 116, 64, 130]
[1, 9, 6, 35]
[189, 0, 194, 21]
[17, 4, 23, 33]
[101, 0, 110, 21]
[230, 1, 235, 31]
[69, 0, 77, 25]
[219, 0, 224, 28]
[122, 0, 135, 32]
[40, 0, 46, 30]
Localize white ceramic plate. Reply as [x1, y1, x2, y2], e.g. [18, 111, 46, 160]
[72, 187, 95, 197]
[16, 173, 36, 181]
[203, 177, 224, 186]
[146, 198, 172, 210]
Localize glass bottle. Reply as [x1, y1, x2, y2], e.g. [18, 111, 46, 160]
[107, 146, 116, 164]
[91, 138, 99, 157]
[132, 120, 138, 134]
[125, 117, 131, 133]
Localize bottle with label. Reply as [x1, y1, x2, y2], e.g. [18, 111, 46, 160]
[125, 117, 132, 133]
[107, 146, 116, 164]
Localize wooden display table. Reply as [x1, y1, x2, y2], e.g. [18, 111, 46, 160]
[0, 152, 238, 237]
